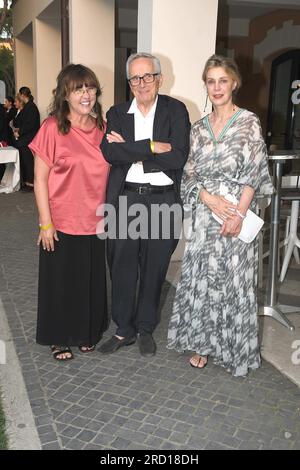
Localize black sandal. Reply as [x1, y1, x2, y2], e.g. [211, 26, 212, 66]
[51, 345, 73, 361]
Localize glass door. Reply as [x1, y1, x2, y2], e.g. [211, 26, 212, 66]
[267, 50, 300, 152]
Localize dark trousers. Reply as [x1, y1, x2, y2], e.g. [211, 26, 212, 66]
[107, 187, 181, 338]
[0, 164, 5, 181]
[18, 145, 34, 185]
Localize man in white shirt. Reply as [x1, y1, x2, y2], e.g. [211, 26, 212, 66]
[100, 53, 190, 356]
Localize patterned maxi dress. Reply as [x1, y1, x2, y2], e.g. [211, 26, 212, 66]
[167, 109, 274, 377]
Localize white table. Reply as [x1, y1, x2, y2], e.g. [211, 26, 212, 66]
[0, 147, 20, 193]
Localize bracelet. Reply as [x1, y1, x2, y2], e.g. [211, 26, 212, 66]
[39, 222, 53, 230]
[236, 209, 246, 220]
[150, 140, 155, 154]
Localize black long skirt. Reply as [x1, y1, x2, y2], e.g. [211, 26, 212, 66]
[19, 146, 34, 184]
[36, 231, 108, 346]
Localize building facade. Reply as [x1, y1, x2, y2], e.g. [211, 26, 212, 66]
[12, 0, 218, 121]
[10, 0, 300, 156]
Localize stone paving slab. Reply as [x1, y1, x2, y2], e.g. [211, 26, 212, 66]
[1, 191, 300, 450]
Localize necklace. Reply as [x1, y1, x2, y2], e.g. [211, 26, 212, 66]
[211, 104, 237, 124]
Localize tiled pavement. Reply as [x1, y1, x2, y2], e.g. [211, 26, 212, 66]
[1, 191, 300, 450]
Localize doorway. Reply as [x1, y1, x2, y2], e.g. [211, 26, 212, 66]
[266, 50, 300, 152]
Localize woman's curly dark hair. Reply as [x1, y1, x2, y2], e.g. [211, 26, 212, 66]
[49, 63, 104, 134]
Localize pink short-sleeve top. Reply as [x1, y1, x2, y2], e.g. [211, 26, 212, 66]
[29, 116, 110, 235]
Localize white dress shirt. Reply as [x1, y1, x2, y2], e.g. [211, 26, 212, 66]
[125, 97, 173, 186]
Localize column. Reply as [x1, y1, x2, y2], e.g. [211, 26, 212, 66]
[138, 0, 219, 123]
[33, 18, 61, 120]
[14, 35, 34, 95]
[69, 0, 115, 115]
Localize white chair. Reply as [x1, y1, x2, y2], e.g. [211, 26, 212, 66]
[257, 178, 298, 287]
[279, 176, 300, 282]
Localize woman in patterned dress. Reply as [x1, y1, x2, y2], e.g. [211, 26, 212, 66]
[167, 55, 274, 377]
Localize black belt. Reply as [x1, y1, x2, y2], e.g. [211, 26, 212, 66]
[124, 183, 174, 195]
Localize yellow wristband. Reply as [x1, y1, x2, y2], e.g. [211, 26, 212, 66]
[150, 140, 155, 154]
[39, 223, 53, 231]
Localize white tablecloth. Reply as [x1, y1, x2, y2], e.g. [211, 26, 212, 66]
[0, 147, 20, 193]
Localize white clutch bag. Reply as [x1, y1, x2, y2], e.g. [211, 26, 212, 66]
[212, 193, 264, 243]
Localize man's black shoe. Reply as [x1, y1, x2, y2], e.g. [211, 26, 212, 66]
[137, 333, 156, 357]
[98, 335, 135, 354]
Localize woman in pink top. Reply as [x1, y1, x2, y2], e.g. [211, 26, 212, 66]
[29, 64, 110, 361]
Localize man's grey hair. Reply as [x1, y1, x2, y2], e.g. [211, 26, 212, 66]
[126, 53, 161, 79]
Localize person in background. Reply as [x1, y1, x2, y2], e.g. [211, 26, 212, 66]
[167, 54, 274, 377]
[14, 86, 40, 191]
[0, 103, 7, 181]
[14, 93, 24, 118]
[11, 93, 24, 138]
[29, 64, 110, 361]
[3, 96, 17, 145]
[0, 102, 7, 142]
[0, 103, 6, 140]
[10, 93, 24, 149]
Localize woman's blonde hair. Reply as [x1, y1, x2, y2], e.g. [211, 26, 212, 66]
[202, 54, 242, 95]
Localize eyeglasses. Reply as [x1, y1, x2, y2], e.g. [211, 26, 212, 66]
[73, 86, 97, 96]
[128, 73, 159, 87]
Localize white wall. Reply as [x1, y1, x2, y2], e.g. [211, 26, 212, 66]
[69, 0, 115, 115]
[138, 0, 219, 123]
[33, 18, 61, 120]
[13, 0, 53, 37]
[14, 32, 34, 95]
